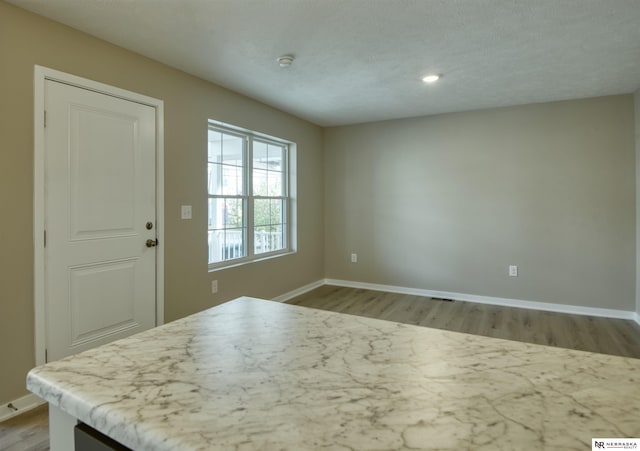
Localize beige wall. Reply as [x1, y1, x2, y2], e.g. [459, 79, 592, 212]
[324, 96, 635, 311]
[0, 1, 324, 405]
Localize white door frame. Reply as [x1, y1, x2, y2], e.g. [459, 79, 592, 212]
[33, 65, 164, 366]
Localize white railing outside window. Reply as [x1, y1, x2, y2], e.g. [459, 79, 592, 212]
[208, 229, 283, 263]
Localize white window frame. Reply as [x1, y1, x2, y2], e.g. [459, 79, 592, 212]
[207, 120, 294, 271]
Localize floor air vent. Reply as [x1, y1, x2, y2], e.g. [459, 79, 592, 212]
[430, 297, 454, 302]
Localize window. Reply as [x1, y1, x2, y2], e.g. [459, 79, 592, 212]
[207, 122, 292, 268]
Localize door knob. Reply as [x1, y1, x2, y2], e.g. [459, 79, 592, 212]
[146, 239, 159, 248]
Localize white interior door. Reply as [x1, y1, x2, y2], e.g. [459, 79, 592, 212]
[44, 79, 158, 362]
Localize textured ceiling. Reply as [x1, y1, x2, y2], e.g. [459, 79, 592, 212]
[7, 0, 640, 126]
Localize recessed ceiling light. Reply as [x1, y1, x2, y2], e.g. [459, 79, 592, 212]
[422, 74, 441, 83]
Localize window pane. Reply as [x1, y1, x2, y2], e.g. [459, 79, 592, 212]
[254, 198, 283, 226]
[221, 134, 244, 166]
[208, 230, 222, 263]
[274, 224, 285, 249]
[254, 199, 269, 227]
[267, 144, 283, 172]
[223, 228, 245, 260]
[222, 165, 244, 195]
[267, 171, 283, 196]
[254, 226, 283, 254]
[208, 198, 244, 229]
[208, 228, 245, 263]
[207, 163, 221, 195]
[253, 140, 268, 169]
[254, 199, 285, 255]
[252, 169, 268, 196]
[254, 198, 284, 227]
[208, 130, 222, 163]
[224, 198, 243, 228]
[254, 225, 284, 254]
[209, 129, 245, 164]
[208, 198, 222, 229]
[270, 199, 284, 225]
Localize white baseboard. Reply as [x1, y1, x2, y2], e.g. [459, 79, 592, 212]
[324, 278, 638, 321]
[0, 393, 45, 422]
[634, 312, 640, 327]
[272, 279, 325, 303]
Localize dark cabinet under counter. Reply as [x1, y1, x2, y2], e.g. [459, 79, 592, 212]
[75, 423, 131, 451]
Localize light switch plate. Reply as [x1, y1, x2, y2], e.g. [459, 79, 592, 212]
[181, 205, 192, 220]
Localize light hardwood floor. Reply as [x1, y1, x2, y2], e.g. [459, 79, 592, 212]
[2, 285, 639, 451]
[0, 405, 48, 451]
[287, 285, 640, 359]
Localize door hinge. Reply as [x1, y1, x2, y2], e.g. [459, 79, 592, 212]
[45, 349, 48, 363]
[44, 110, 47, 128]
[44, 230, 46, 247]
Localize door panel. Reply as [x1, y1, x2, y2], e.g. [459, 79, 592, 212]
[69, 258, 138, 346]
[69, 105, 138, 239]
[45, 80, 157, 362]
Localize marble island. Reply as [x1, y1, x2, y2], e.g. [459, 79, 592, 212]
[28, 297, 640, 450]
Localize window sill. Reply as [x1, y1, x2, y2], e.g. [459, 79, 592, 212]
[207, 250, 296, 273]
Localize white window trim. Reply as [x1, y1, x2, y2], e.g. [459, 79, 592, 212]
[207, 120, 296, 271]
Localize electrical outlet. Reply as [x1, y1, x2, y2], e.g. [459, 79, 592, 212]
[211, 280, 218, 294]
[509, 265, 518, 277]
[351, 253, 358, 263]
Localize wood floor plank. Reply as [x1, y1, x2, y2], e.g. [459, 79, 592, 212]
[388, 295, 425, 326]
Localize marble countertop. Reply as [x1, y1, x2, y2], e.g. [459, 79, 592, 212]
[28, 297, 640, 450]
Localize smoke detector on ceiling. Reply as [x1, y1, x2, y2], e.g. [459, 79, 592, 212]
[277, 55, 294, 68]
